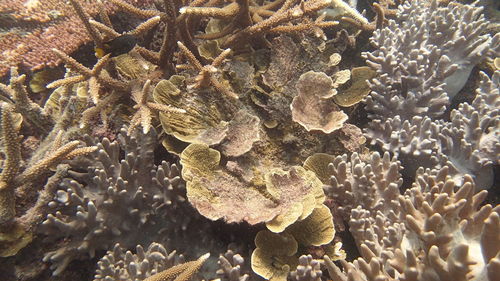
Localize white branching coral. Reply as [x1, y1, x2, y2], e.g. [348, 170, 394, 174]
[323, 152, 500, 281]
[216, 247, 251, 281]
[39, 128, 185, 275]
[94, 242, 181, 281]
[362, 0, 500, 189]
[437, 71, 500, 188]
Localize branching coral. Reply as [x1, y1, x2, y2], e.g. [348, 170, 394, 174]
[39, 128, 185, 275]
[321, 152, 500, 281]
[94, 243, 180, 281]
[0, 94, 96, 256]
[95, 241, 210, 281]
[216, 247, 251, 281]
[2, 0, 497, 280]
[362, 0, 500, 189]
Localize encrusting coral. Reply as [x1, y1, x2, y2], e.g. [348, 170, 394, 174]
[0, 0, 498, 280]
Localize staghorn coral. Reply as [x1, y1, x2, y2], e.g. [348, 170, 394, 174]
[143, 252, 210, 281]
[0, 60, 105, 260]
[0, 91, 96, 256]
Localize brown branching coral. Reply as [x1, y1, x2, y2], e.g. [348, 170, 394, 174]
[0, 102, 96, 257]
[47, 51, 126, 93]
[0, 59, 101, 260]
[0, 103, 96, 226]
[220, 0, 338, 48]
[0, 68, 53, 133]
[129, 79, 186, 134]
[0, 104, 21, 223]
[177, 41, 238, 99]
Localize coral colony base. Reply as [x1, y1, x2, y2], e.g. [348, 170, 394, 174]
[0, 0, 498, 280]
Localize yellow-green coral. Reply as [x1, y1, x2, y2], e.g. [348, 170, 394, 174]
[333, 66, 376, 107]
[251, 231, 298, 281]
[154, 79, 229, 145]
[251, 204, 341, 280]
[180, 144, 326, 230]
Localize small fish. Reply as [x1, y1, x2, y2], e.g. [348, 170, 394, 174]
[94, 34, 137, 58]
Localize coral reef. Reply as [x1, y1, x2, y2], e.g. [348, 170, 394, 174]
[323, 153, 499, 280]
[0, 0, 498, 280]
[94, 243, 180, 281]
[363, 0, 500, 188]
